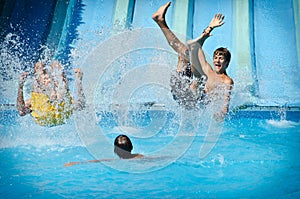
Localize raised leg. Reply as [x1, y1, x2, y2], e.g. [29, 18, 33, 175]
[152, 2, 190, 73]
[50, 61, 69, 101]
[32, 62, 51, 94]
[73, 68, 85, 110]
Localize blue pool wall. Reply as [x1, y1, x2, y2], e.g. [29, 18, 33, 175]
[1, 0, 300, 107]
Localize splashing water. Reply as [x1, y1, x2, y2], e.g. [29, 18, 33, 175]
[0, 33, 26, 81]
[266, 119, 299, 128]
[0, 31, 82, 149]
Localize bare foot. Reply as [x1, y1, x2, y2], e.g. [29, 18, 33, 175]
[34, 62, 44, 70]
[34, 62, 45, 76]
[51, 60, 62, 71]
[152, 1, 171, 23]
[74, 68, 83, 81]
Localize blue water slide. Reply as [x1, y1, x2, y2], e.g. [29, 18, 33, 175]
[0, 0, 57, 68]
[72, 0, 116, 44]
[193, 0, 233, 63]
[133, 0, 175, 29]
[252, 0, 300, 106]
[64, 0, 116, 69]
[1, 0, 300, 107]
[0, 0, 58, 104]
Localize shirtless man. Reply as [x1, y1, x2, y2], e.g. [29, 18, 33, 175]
[152, 2, 233, 119]
[17, 61, 85, 126]
[187, 14, 234, 119]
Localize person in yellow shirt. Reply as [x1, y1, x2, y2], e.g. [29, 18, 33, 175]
[17, 60, 85, 126]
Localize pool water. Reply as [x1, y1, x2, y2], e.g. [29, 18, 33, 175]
[1, 0, 300, 197]
[1, 109, 299, 198]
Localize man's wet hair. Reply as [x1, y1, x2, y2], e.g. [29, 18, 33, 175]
[114, 134, 134, 159]
[214, 47, 231, 64]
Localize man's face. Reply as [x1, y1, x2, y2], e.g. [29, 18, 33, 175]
[213, 53, 227, 74]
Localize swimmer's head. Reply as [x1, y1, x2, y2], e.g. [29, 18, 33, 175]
[114, 135, 133, 159]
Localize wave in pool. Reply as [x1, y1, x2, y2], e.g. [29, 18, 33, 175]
[266, 119, 299, 128]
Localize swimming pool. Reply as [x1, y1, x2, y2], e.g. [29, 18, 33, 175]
[1, 0, 300, 198]
[0, 108, 299, 198]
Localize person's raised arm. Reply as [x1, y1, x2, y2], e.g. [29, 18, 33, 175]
[199, 14, 226, 74]
[188, 14, 225, 76]
[17, 72, 32, 116]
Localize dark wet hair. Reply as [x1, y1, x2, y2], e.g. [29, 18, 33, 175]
[214, 47, 231, 64]
[114, 135, 133, 159]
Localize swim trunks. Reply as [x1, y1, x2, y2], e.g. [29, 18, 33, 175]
[31, 92, 73, 126]
[170, 68, 207, 110]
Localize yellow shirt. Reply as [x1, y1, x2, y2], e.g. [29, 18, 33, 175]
[31, 92, 73, 126]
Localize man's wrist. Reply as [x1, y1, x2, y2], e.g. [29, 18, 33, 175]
[203, 26, 214, 34]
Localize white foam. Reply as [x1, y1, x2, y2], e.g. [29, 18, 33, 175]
[266, 119, 299, 128]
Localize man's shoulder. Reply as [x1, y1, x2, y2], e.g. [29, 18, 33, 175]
[224, 75, 233, 85]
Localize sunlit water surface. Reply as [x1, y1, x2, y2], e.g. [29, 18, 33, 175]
[0, 109, 299, 198]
